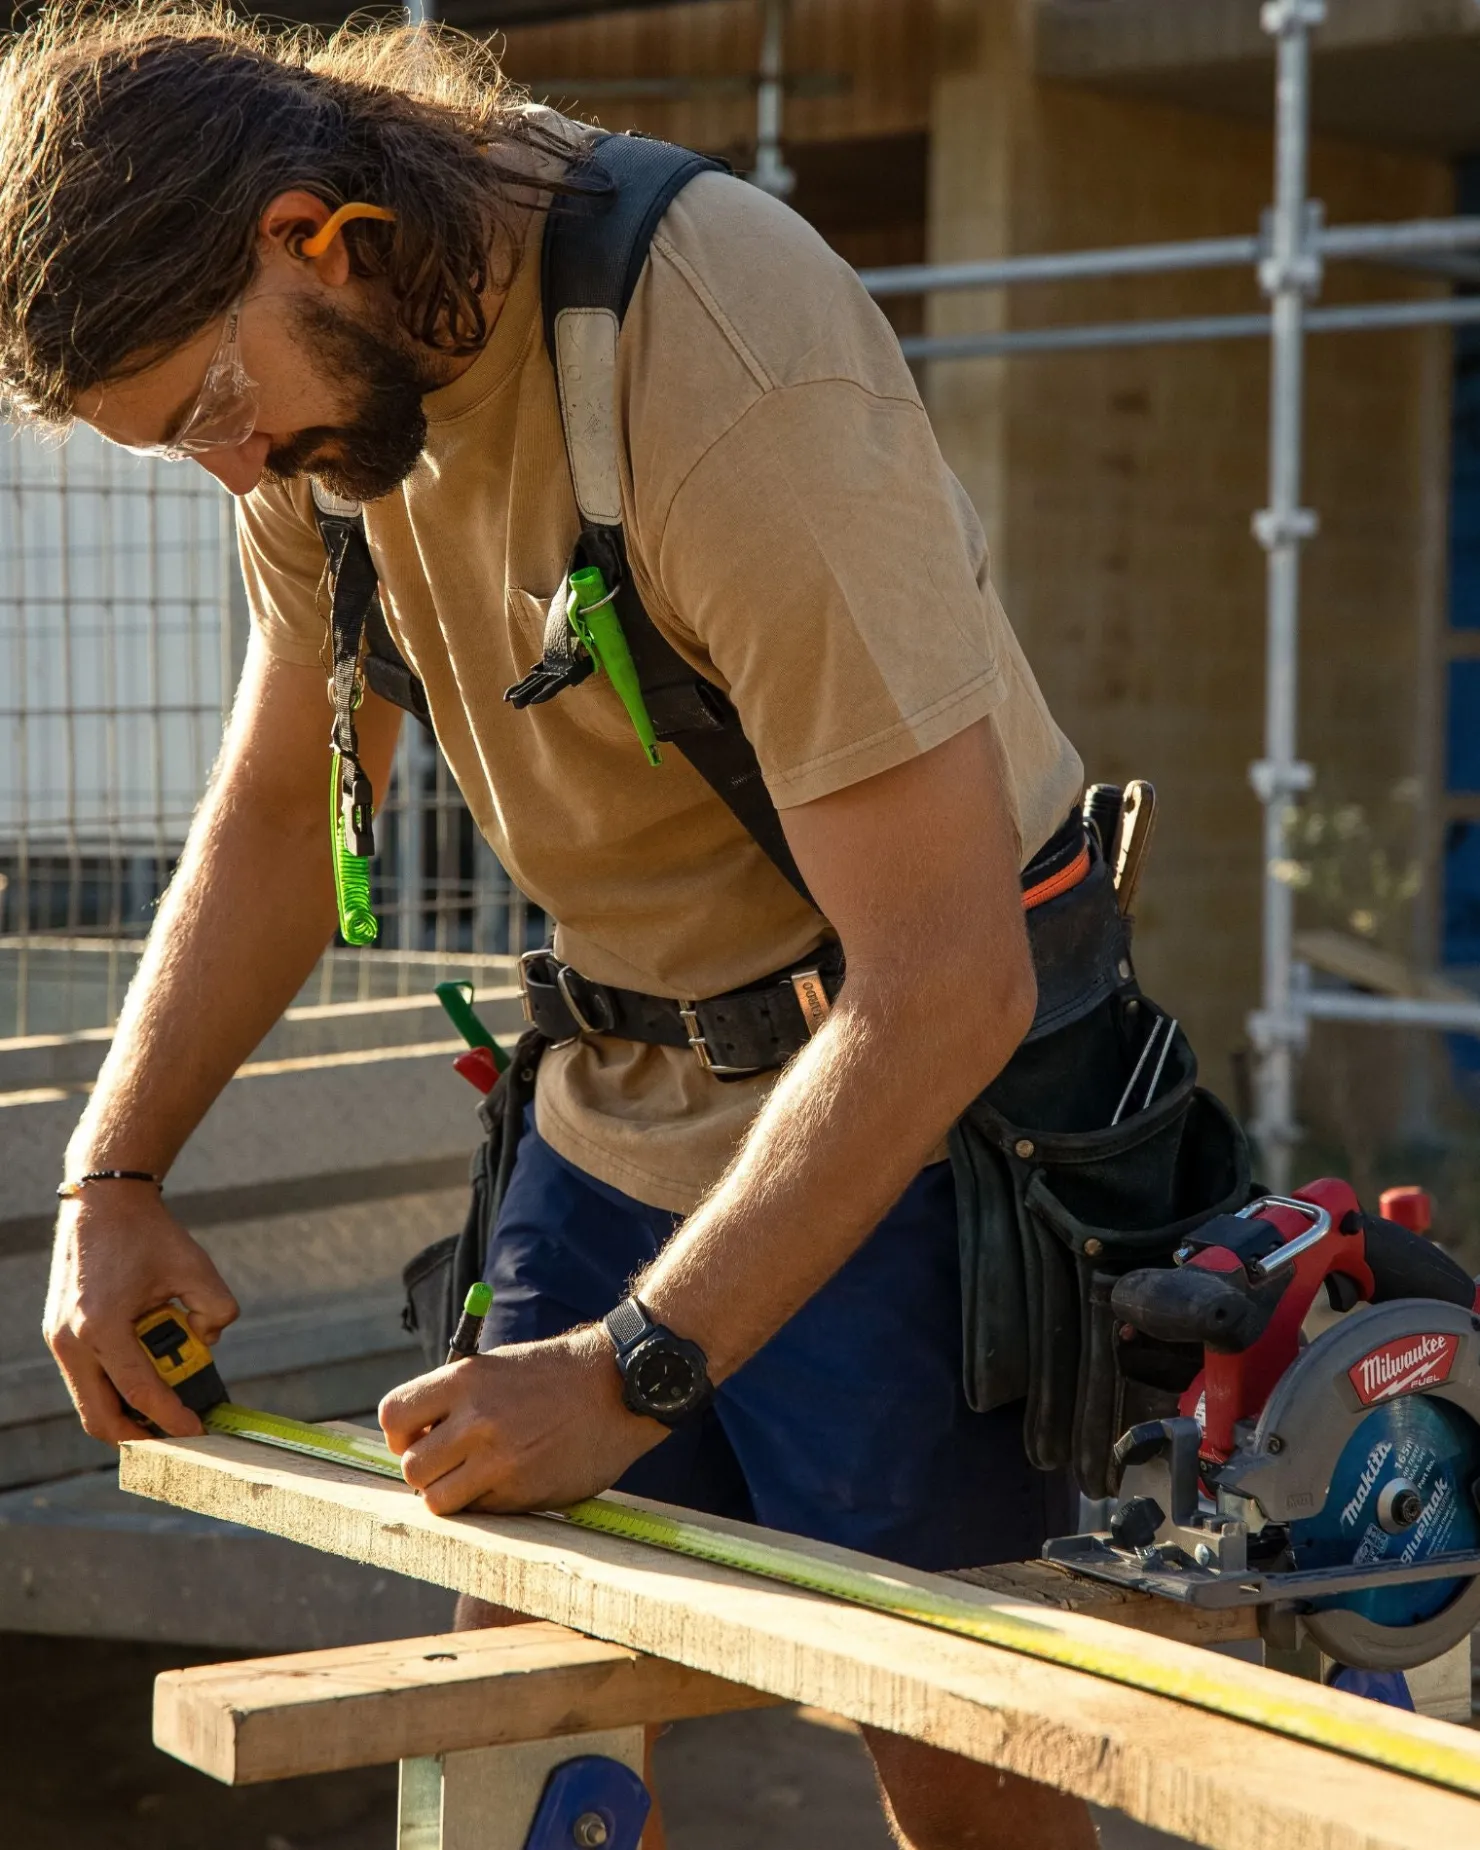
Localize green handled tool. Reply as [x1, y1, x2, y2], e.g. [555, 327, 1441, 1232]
[567, 566, 662, 767]
[435, 980, 509, 1075]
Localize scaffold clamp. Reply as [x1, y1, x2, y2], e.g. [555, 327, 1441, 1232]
[1248, 1005, 1310, 1059]
[1257, 202, 1325, 298]
[1261, 0, 1326, 35]
[1252, 508, 1320, 550]
[1249, 759, 1314, 803]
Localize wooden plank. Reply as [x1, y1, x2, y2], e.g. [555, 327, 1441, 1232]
[155, 1620, 776, 1785]
[121, 1435, 1480, 1850]
[947, 1559, 1259, 1646]
[1292, 929, 1476, 1005]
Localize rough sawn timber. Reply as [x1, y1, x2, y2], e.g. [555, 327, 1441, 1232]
[155, 1620, 777, 1784]
[121, 1434, 1480, 1850]
[947, 1558, 1257, 1644]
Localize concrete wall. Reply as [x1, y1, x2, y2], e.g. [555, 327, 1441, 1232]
[499, 0, 1460, 1128]
[498, 0, 931, 156]
[929, 0, 1454, 1104]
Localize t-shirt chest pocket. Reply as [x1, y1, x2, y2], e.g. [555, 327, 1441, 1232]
[505, 577, 651, 753]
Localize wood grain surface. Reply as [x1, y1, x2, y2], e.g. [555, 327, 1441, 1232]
[155, 1619, 776, 1784]
[121, 1434, 1480, 1850]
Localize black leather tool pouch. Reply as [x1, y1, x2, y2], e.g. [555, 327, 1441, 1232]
[401, 1031, 547, 1371]
[952, 978, 1251, 1499]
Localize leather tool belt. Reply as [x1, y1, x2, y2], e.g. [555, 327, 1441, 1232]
[518, 812, 1110, 1079]
[518, 942, 848, 1077]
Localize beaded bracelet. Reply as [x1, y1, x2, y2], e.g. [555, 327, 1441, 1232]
[56, 1170, 164, 1201]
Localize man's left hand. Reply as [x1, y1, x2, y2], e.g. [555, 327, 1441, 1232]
[378, 1327, 662, 1516]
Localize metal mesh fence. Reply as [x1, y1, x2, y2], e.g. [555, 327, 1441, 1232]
[0, 422, 538, 1040]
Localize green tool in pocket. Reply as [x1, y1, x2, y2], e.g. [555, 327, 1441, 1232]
[567, 566, 661, 766]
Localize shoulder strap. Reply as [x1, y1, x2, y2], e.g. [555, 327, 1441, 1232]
[312, 133, 816, 912]
[537, 133, 816, 911]
[310, 484, 432, 729]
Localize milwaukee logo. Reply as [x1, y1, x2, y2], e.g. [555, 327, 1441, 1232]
[1348, 1333, 1459, 1407]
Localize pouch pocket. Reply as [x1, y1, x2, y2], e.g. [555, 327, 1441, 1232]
[955, 994, 1252, 1496]
[1025, 1083, 1251, 1494]
[400, 1030, 546, 1371]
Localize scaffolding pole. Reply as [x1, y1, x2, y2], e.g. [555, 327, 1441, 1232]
[896, 295, 1480, 364]
[750, 0, 795, 199]
[1246, 0, 1323, 1190]
[859, 215, 1480, 301]
[856, 0, 1480, 1181]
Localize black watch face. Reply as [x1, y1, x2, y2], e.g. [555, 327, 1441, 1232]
[629, 1342, 701, 1415]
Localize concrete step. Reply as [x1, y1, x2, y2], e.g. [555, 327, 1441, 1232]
[0, 1461, 455, 1650]
[0, 971, 524, 1093]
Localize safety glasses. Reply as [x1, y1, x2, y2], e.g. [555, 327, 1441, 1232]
[125, 295, 258, 461]
[120, 204, 395, 462]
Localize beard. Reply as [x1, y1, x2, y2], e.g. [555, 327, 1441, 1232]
[264, 298, 444, 503]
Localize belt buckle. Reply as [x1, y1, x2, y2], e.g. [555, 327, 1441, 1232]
[554, 964, 614, 1036]
[517, 949, 548, 1025]
[517, 950, 580, 1049]
[678, 1003, 761, 1078]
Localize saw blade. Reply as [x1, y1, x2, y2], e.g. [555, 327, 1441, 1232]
[1288, 1392, 1480, 1630]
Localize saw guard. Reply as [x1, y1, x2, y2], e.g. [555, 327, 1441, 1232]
[1218, 1299, 1480, 1525]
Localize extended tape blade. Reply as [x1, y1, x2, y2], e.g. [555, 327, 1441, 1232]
[204, 1402, 402, 1479]
[197, 1402, 1480, 1803]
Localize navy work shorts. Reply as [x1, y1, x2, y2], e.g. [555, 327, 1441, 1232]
[482, 1118, 1071, 1572]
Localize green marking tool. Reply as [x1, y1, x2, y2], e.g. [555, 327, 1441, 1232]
[447, 1280, 494, 1364]
[130, 1314, 1480, 1804]
[329, 753, 379, 946]
[567, 566, 662, 766]
[435, 980, 509, 1075]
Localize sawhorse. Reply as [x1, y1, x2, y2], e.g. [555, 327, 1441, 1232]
[154, 1618, 779, 1848]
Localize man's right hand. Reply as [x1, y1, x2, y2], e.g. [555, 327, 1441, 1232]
[44, 1187, 240, 1444]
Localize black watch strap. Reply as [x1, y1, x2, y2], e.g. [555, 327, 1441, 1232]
[604, 1296, 653, 1355]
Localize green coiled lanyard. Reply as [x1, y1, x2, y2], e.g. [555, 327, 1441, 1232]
[323, 554, 661, 948]
[329, 750, 378, 946]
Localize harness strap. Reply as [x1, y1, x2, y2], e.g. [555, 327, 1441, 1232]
[311, 486, 434, 733]
[314, 489, 377, 765]
[528, 132, 817, 910]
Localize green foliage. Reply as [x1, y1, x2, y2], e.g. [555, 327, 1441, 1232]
[1271, 778, 1423, 951]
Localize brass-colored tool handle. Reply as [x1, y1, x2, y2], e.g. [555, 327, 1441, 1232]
[1114, 779, 1158, 917]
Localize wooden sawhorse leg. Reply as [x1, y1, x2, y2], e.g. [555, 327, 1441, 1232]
[398, 1727, 648, 1850]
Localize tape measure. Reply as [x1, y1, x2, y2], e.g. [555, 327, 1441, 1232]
[133, 1317, 1480, 1802]
[133, 1307, 228, 1418]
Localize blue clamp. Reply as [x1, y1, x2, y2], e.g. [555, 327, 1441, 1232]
[1326, 1666, 1416, 1711]
[524, 1754, 652, 1850]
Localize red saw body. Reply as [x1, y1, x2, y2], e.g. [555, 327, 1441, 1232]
[1044, 1180, 1480, 1672]
[1165, 1180, 1480, 1464]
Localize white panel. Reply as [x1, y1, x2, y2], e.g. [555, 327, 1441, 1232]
[553, 308, 623, 527]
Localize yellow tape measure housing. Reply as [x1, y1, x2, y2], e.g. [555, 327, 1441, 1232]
[134, 1307, 228, 1418]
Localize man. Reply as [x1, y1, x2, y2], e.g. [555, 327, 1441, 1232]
[6, 10, 1094, 1845]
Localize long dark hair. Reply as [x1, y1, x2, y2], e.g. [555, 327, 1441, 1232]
[0, 2, 586, 423]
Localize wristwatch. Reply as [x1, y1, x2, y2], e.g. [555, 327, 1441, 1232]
[603, 1297, 713, 1429]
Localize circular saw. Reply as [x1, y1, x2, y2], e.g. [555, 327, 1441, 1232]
[1044, 1178, 1480, 1671]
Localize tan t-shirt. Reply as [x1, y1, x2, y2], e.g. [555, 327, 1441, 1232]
[241, 161, 1084, 1213]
